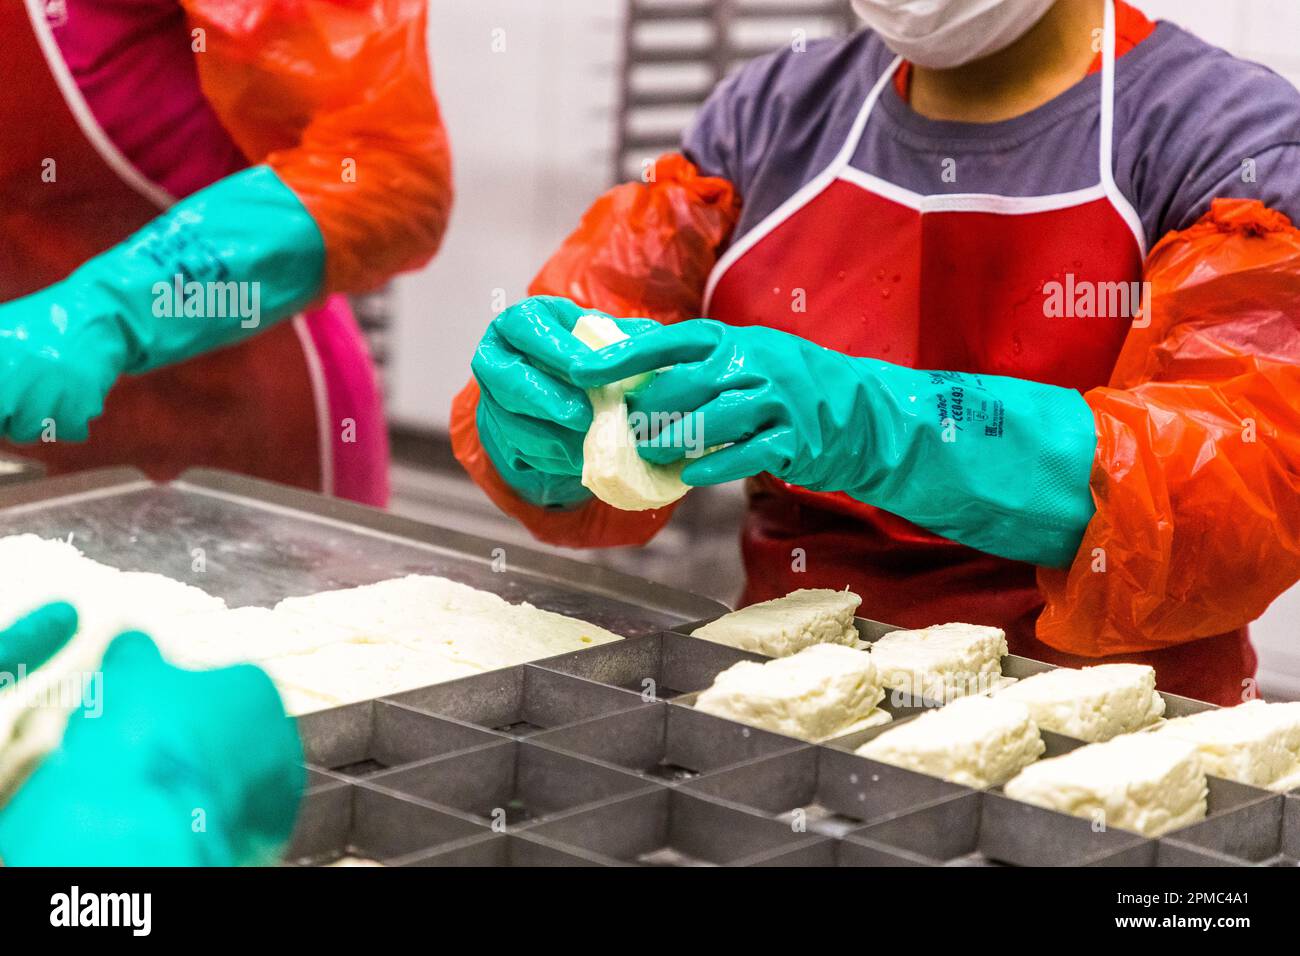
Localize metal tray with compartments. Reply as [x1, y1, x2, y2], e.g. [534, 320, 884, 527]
[2, 468, 1284, 867]
[286, 627, 1296, 867]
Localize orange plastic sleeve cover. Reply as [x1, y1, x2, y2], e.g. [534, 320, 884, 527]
[1038, 199, 1300, 656]
[528, 153, 740, 322]
[182, 0, 453, 295]
[451, 153, 740, 548]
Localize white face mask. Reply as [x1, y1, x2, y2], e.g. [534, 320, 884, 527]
[850, 0, 1059, 69]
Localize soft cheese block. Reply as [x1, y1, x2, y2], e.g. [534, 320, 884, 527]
[0, 535, 626, 728]
[573, 314, 691, 511]
[856, 695, 1045, 788]
[694, 643, 889, 741]
[1154, 700, 1300, 792]
[150, 606, 361, 668]
[1003, 734, 1208, 837]
[994, 663, 1165, 742]
[691, 588, 861, 657]
[275, 574, 622, 672]
[260, 641, 482, 713]
[869, 622, 1008, 702]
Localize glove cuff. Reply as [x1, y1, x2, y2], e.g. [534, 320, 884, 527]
[70, 166, 325, 374]
[1018, 386, 1099, 567]
[843, 363, 1098, 568]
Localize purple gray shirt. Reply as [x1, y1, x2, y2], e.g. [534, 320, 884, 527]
[684, 22, 1300, 251]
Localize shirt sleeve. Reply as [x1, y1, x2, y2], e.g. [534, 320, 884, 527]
[1165, 143, 1300, 233]
[1116, 32, 1300, 241]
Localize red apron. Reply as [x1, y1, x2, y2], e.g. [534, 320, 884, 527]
[0, 1, 323, 493]
[702, 8, 1254, 703]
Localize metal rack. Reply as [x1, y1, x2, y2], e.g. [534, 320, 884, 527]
[614, 0, 858, 181]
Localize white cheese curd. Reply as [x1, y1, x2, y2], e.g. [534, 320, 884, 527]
[275, 574, 622, 674]
[260, 642, 482, 713]
[691, 588, 862, 657]
[869, 622, 1008, 703]
[1154, 699, 1300, 792]
[0, 536, 626, 736]
[994, 663, 1165, 742]
[694, 643, 888, 742]
[0, 536, 226, 800]
[1003, 733, 1208, 837]
[572, 314, 691, 511]
[149, 606, 360, 668]
[856, 695, 1045, 788]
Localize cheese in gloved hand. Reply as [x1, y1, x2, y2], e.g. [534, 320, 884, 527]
[993, 663, 1165, 742]
[572, 314, 691, 511]
[856, 694, 1044, 788]
[693, 643, 889, 742]
[1153, 700, 1300, 792]
[1003, 733, 1208, 837]
[691, 588, 862, 657]
[869, 622, 1008, 703]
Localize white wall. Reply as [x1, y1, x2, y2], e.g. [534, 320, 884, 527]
[389, 0, 1300, 696]
[388, 0, 624, 430]
[1139, 0, 1300, 86]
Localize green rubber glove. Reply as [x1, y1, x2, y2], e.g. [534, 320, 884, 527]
[0, 165, 324, 443]
[571, 319, 1098, 568]
[0, 605, 304, 866]
[0, 601, 78, 675]
[471, 296, 655, 508]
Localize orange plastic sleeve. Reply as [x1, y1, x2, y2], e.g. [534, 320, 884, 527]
[182, 0, 453, 295]
[1038, 199, 1300, 656]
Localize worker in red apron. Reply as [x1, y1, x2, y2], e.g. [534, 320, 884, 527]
[0, 0, 453, 506]
[453, 0, 1300, 705]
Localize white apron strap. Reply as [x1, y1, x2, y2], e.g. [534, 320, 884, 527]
[1098, 0, 1147, 257]
[703, 54, 902, 312]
